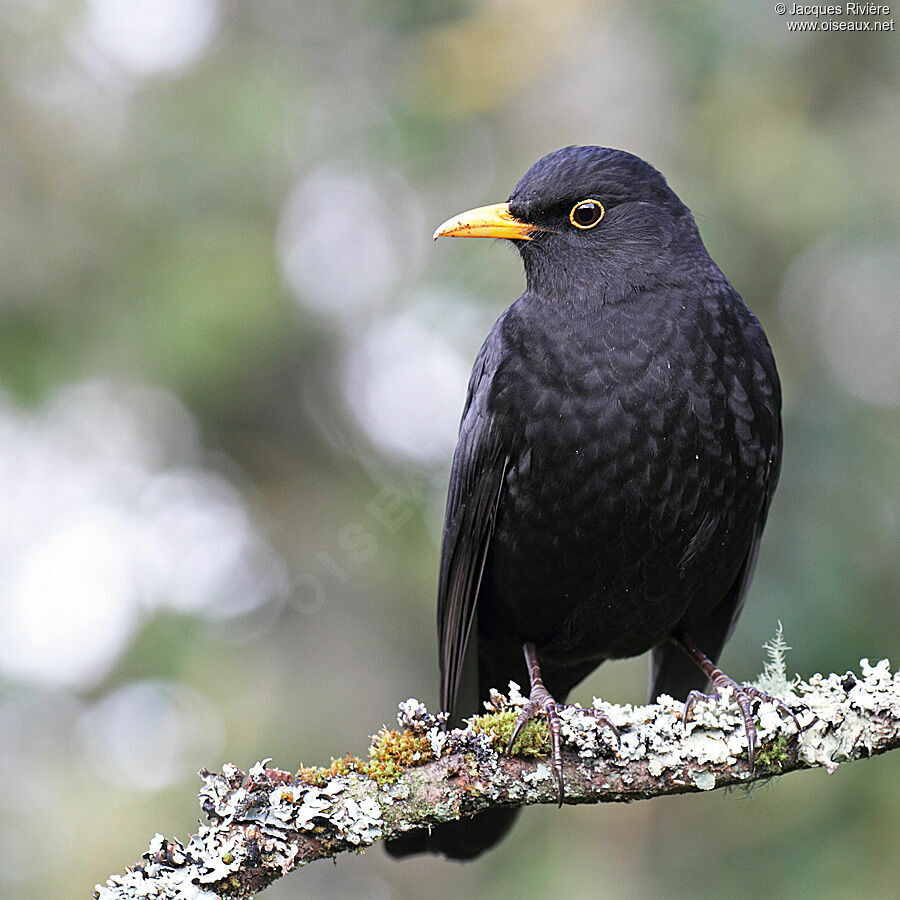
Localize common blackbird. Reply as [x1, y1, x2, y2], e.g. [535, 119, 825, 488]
[386, 146, 792, 860]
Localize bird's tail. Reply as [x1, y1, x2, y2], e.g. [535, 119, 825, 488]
[385, 640, 528, 860]
[384, 807, 520, 860]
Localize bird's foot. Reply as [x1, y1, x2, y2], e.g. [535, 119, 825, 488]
[506, 642, 621, 806]
[507, 682, 566, 805]
[682, 676, 800, 770]
[677, 633, 801, 769]
[507, 694, 620, 807]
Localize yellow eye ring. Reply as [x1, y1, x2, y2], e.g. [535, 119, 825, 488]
[569, 199, 605, 229]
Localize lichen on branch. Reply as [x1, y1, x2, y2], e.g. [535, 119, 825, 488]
[95, 658, 900, 900]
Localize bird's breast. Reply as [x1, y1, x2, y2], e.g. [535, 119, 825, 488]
[479, 296, 777, 660]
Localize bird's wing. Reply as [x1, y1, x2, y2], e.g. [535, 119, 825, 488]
[649, 412, 783, 702]
[437, 340, 510, 717]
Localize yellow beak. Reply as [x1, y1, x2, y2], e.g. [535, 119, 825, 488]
[432, 202, 535, 241]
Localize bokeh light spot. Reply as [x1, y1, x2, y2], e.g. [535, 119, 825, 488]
[84, 0, 219, 76]
[0, 381, 287, 689]
[77, 681, 224, 790]
[341, 306, 471, 465]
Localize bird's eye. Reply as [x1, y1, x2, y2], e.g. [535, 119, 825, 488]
[569, 199, 605, 229]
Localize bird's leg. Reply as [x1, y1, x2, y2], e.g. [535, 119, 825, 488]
[506, 643, 620, 806]
[507, 642, 566, 805]
[677, 634, 800, 770]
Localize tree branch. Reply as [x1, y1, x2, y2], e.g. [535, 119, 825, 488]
[95, 658, 900, 899]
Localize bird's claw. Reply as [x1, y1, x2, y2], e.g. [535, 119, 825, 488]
[507, 692, 619, 807]
[682, 676, 800, 771]
[507, 687, 565, 805]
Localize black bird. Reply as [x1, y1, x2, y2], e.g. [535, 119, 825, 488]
[387, 146, 790, 860]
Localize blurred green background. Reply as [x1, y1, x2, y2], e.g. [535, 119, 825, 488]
[0, 1, 898, 897]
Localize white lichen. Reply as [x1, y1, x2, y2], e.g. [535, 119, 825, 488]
[522, 762, 553, 784]
[796, 658, 897, 774]
[95, 762, 387, 899]
[507, 680, 528, 707]
[397, 697, 428, 724]
[96, 660, 900, 898]
[755, 621, 798, 695]
[396, 697, 448, 757]
[426, 725, 448, 757]
[691, 770, 717, 791]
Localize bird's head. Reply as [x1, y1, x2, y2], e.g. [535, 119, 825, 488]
[434, 145, 703, 304]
